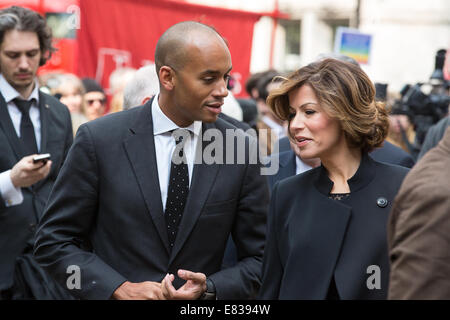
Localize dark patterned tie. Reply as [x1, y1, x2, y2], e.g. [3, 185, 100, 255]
[165, 129, 190, 249]
[14, 98, 38, 155]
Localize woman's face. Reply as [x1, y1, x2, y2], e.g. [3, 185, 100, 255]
[389, 114, 411, 134]
[288, 84, 344, 159]
[59, 83, 83, 113]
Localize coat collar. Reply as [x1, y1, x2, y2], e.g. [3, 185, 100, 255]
[314, 152, 376, 195]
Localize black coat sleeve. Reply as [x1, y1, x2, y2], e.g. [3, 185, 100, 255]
[33, 124, 127, 300]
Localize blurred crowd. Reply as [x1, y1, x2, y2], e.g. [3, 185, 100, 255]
[1, 5, 450, 302]
[37, 53, 449, 163]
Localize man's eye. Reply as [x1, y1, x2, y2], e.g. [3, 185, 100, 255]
[203, 77, 215, 83]
[6, 53, 19, 59]
[27, 50, 39, 57]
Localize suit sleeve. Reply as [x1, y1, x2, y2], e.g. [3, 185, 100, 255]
[258, 181, 283, 299]
[33, 124, 127, 300]
[209, 136, 269, 299]
[388, 179, 450, 299]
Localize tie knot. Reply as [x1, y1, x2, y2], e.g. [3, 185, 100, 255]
[171, 129, 190, 145]
[14, 98, 34, 114]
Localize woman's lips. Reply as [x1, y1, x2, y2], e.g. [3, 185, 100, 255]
[295, 137, 312, 147]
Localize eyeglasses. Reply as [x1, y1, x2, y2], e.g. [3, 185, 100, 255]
[86, 98, 106, 106]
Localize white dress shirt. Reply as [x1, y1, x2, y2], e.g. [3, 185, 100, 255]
[152, 96, 202, 212]
[0, 74, 41, 207]
[262, 115, 286, 139]
[295, 156, 314, 175]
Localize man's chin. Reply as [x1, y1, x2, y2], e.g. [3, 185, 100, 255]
[12, 79, 34, 90]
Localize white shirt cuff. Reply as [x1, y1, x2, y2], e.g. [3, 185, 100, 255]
[0, 170, 24, 207]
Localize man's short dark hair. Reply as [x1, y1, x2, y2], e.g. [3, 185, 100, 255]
[0, 6, 55, 66]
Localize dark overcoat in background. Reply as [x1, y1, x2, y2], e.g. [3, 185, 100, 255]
[0, 92, 73, 297]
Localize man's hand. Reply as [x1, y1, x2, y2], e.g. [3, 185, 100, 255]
[161, 269, 207, 300]
[111, 281, 166, 300]
[10, 155, 52, 188]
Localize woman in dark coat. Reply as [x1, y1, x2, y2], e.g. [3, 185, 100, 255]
[259, 59, 409, 300]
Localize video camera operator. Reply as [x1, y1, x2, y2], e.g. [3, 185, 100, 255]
[390, 49, 450, 160]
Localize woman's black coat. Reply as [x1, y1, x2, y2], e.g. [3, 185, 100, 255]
[259, 153, 409, 299]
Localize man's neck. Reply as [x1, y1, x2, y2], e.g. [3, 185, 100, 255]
[16, 82, 36, 100]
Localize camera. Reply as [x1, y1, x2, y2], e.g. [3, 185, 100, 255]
[391, 49, 450, 151]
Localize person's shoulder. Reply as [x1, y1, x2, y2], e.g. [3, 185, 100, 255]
[40, 91, 70, 116]
[218, 113, 251, 131]
[214, 116, 251, 132]
[373, 157, 410, 179]
[210, 117, 256, 143]
[82, 106, 145, 139]
[277, 165, 319, 190]
[393, 146, 450, 210]
[371, 141, 415, 168]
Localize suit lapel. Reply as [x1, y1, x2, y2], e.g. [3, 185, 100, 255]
[123, 100, 170, 254]
[169, 122, 221, 264]
[0, 92, 25, 160]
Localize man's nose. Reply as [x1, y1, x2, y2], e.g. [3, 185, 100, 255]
[18, 55, 30, 70]
[213, 79, 229, 98]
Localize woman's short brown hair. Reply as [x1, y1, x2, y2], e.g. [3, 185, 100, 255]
[267, 58, 389, 153]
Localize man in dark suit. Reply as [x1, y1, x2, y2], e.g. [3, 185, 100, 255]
[0, 6, 73, 299]
[34, 21, 268, 300]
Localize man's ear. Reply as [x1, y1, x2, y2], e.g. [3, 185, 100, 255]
[141, 96, 151, 105]
[159, 66, 175, 91]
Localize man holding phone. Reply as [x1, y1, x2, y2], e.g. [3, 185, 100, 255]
[0, 6, 73, 299]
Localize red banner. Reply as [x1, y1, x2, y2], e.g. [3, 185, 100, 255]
[78, 0, 261, 100]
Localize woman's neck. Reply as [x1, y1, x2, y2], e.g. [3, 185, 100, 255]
[321, 146, 362, 194]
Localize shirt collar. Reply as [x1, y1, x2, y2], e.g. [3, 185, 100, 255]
[314, 152, 376, 195]
[0, 74, 40, 104]
[151, 95, 202, 136]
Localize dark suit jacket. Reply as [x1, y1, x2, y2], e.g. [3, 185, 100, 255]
[267, 150, 296, 192]
[34, 99, 268, 300]
[277, 137, 415, 169]
[218, 112, 251, 131]
[417, 116, 450, 160]
[370, 140, 415, 168]
[0, 91, 73, 290]
[388, 127, 450, 299]
[259, 153, 409, 299]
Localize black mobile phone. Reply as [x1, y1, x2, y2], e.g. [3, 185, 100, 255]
[33, 153, 51, 164]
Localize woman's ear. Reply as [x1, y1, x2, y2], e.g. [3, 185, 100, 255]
[159, 66, 175, 91]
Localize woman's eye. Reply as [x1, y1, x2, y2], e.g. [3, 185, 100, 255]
[288, 112, 296, 120]
[305, 110, 316, 115]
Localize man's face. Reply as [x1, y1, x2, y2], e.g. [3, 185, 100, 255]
[0, 29, 41, 95]
[84, 91, 106, 120]
[168, 37, 232, 127]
